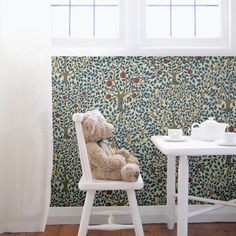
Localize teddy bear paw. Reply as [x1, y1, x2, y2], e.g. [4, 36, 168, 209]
[112, 154, 126, 168]
[121, 163, 140, 182]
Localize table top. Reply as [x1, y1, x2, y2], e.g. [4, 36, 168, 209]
[151, 136, 236, 156]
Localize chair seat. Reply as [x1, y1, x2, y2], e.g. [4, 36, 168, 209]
[79, 174, 144, 191]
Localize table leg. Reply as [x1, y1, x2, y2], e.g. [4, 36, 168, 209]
[177, 155, 189, 236]
[166, 155, 176, 230]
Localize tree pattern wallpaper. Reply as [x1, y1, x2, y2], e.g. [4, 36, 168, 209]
[51, 56, 236, 207]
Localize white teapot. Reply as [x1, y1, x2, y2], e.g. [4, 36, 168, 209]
[193, 117, 228, 141]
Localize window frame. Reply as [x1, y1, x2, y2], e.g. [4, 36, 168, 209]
[138, 0, 230, 49]
[52, 0, 127, 48]
[52, 0, 236, 56]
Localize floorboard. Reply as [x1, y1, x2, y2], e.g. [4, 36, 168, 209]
[1, 223, 236, 236]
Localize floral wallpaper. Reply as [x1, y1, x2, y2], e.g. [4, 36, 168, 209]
[51, 56, 236, 207]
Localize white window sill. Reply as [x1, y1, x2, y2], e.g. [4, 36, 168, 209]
[52, 45, 236, 57]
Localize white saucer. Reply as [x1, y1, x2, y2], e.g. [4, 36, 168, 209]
[165, 137, 186, 142]
[216, 140, 236, 146]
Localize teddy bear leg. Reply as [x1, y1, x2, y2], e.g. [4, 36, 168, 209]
[116, 148, 139, 165]
[92, 168, 122, 181]
[121, 163, 140, 182]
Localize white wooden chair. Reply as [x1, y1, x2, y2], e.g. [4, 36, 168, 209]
[73, 113, 144, 236]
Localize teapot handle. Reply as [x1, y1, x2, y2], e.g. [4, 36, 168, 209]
[226, 124, 234, 132]
[191, 123, 200, 129]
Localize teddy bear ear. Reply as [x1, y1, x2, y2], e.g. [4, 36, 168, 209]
[93, 109, 106, 120]
[82, 114, 98, 137]
[93, 109, 102, 116]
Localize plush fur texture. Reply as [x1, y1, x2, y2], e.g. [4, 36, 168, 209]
[82, 109, 140, 182]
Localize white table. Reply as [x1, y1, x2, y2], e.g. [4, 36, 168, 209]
[151, 136, 236, 236]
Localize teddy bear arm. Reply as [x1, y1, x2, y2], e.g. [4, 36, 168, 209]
[116, 148, 131, 158]
[87, 143, 125, 170]
[116, 148, 139, 165]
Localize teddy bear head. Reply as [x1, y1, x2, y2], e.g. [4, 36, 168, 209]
[82, 109, 114, 142]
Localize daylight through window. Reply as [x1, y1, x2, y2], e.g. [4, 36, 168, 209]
[145, 0, 221, 38]
[51, 0, 119, 38]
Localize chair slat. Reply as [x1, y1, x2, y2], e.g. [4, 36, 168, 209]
[92, 210, 131, 216]
[73, 113, 92, 181]
[88, 224, 135, 231]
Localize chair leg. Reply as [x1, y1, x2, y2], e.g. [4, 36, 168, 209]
[127, 190, 144, 236]
[78, 190, 96, 236]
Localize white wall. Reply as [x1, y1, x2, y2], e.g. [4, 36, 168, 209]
[47, 206, 236, 225]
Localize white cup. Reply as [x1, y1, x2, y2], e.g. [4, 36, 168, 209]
[168, 129, 183, 139]
[222, 132, 236, 143]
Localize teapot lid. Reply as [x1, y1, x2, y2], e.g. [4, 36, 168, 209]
[202, 117, 218, 125]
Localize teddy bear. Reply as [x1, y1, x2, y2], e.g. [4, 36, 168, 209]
[81, 109, 140, 182]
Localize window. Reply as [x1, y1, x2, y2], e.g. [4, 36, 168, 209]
[52, 0, 125, 47]
[139, 0, 230, 48]
[51, 0, 234, 55]
[51, 0, 119, 38]
[145, 0, 221, 38]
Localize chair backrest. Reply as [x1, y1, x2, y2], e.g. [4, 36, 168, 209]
[73, 113, 92, 182]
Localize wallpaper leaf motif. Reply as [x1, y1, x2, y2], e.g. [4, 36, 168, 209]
[51, 56, 236, 207]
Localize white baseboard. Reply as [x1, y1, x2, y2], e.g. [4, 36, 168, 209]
[47, 205, 236, 225]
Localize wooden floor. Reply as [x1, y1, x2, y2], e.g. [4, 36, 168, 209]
[1, 223, 236, 236]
